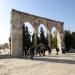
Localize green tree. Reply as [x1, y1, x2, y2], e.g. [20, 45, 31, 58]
[50, 30, 57, 48]
[51, 34, 57, 48]
[64, 30, 72, 51]
[72, 32, 75, 48]
[23, 25, 31, 49]
[40, 27, 48, 47]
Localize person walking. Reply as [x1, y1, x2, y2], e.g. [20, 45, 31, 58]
[47, 45, 51, 55]
[24, 46, 27, 57]
[56, 47, 59, 55]
[30, 45, 35, 59]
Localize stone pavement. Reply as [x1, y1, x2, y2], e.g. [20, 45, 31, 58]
[0, 53, 75, 75]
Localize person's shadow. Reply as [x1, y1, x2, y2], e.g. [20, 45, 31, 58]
[32, 57, 75, 64]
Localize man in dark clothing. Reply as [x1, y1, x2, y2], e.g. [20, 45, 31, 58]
[30, 45, 35, 59]
[47, 45, 51, 55]
[62, 47, 65, 54]
[56, 47, 59, 55]
[22, 46, 27, 57]
[24, 46, 27, 57]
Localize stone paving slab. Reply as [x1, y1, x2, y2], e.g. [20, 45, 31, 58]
[0, 53, 75, 75]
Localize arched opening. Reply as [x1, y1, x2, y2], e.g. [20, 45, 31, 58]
[51, 26, 57, 50]
[38, 24, 47, 37]
[51, 26, 62, 53]
[23, 22, 34, 52]
[24, 22, 34, 36]
[38, 24, 48, 47]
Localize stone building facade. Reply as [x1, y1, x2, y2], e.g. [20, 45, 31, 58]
[11, 9, 64, 56]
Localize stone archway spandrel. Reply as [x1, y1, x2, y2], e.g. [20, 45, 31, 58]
[56, 23, 63, 33]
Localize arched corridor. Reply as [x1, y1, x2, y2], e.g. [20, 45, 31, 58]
[11, 9, 64, 56]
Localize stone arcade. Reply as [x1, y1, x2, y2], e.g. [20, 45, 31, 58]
[11, 9, 64, 56]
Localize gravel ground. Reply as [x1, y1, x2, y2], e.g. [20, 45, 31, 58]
[0, 53, 75, 75]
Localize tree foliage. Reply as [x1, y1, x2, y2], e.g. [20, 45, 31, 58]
[72, 32, 75, 48]
[40, 27, 48, 47]
[23, 25, 31, 49]
[51, 34, 57, 48]
[64, 30, 72, 51]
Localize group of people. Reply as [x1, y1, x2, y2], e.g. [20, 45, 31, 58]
[22, 45, 35, 59]
[36, 45, 51, 56]
[56, 47, 66, 55]
[22, 45, 51, 59]
[22, 45, 65, 59]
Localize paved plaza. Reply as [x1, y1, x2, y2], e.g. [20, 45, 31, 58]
[0, 53, 75, 75]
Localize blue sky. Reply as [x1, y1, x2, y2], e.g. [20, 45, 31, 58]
[0, 0, 75, 44]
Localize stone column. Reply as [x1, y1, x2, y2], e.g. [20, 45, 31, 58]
[57, 23, 64, 54]
[47, 29, 51, 46]
[47, 22, 52, 48]
[34, 30, 38, 49]
[33, 17, 39, 49]
[57, 31, 63, 53]
[11, 10, 23, 56]
[60, 32, 65, 48]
